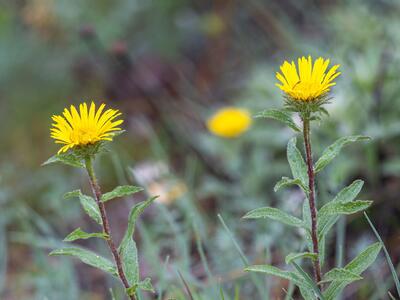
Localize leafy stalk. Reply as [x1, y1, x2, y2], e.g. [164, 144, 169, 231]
[302, 117, 322, 284]
[85, 156, 136, 300]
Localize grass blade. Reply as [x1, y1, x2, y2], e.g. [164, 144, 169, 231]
[177, 270, 195, 300]
[217, 214, 266, 299]
[364, 212, 400, 297]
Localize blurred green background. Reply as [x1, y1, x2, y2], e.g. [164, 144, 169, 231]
[1, 0, 400, 299]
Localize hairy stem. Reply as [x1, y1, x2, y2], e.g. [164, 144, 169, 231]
[85, 156, 136, 300]
[302, 118, 322, 284]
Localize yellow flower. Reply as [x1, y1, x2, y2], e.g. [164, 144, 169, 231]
[51, 102, 123, 154]
[207, 107, 252, 138]
[276, 56, 340, 101]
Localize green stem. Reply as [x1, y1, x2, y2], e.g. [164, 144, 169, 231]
[85, 156, 136, 300]
[302, 118, 322, 285]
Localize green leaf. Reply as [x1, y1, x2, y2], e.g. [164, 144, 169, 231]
[42, 153, 84, 168]
[63, 228, 108, 242]
[121, 238, 139, 286]
[137, 277, 155, 292]
[119, 197, 157, 286]
[126, 277, 155, 296]
[245, 265, 303, 285]
[291, 262, 325, 300]
[318, 180, 364, 238]
[101, 185, 144, 203]
[63, 189, 102, 225]
[302, 200, 313, 252]
[287, 138, 308, 188]
[243, 207, 303, 228]
[314, 136, 370, 173]
[321, 268, 362, 284]
[320, 235, 326, 267]
[63, 190, 81, 199]
[323, 242, 382, 299]
[285, 252, 318, 264]
[49, 247, 117, 276]
[299, 287, 317, 300]
[274, 177, 309, 194]
[255, 109, 301, 132]
[319, 200, 372, 216]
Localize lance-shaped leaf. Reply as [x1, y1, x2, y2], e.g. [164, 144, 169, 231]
[119, 196, 157, 286]
[274, 177, 310, 194]
[101, 185, 144, 203]
[42, 152, 84, 168]
[319, 200, 372, 216]
[302, 200, 313, 252]
[49, 247, 117, 277]
[64, 189, 102, 225]
[314, 136, 370, 173]
[245, 265, 304, 286]
[285, 252, 318, 264]
[63, 228, 108, 242]
[243, 207, 303, 228]
[323, 242, 382, 299]
[292, 262, 325, 300]
[126, 278, 155, 296]
[255, 109, 301, 132]
[287, 138, 308, 188]
[320, 268, 362, 284]
[318, 180, 364, 239]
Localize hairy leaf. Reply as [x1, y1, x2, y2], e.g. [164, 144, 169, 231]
[292, 262, 324, 300]
[63, 189, 102, 225]
[318, 180, 364, 238]
[285, 252, 318, 264]
[255, 109, 301, 132]
[119, 196, 157, 286]
[121, 238, 139, 286]
[49, 247, 117, 276]
[245, 265, 303, 285]
[302, 200, 313, 252]
[323, 242, 382, 299]
[126, 277, 155, 296]
[319, 200, 372, 216]
[63, 228, 107, 242]
[138, 278, 154, 292]
[321, 268, 362, 283]
[287, 138, 308, 188]
[274, 177, 309, 194]
[243, 207, 303, 228]
[101, 185, 143, 203]
[314, 136, 370, 173]
[42, 153, 84, 168]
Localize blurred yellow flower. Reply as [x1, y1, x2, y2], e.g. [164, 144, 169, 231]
[207, 107, 252, 138]
[276, 56, 340, 101]
[51, 102, 123, 154]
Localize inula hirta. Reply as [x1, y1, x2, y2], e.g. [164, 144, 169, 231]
[276, 56, 340, 101]
[50, 102, 123, 154]
[207, 107, 252, 138]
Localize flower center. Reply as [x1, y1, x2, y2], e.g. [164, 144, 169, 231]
[70, 127, 98, 145]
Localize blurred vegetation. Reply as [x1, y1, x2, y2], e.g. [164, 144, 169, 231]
[1, 0, 400, 299]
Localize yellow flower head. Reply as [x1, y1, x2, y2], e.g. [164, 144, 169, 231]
[276, 56, 340, 101]
[51, 102, 123, 154]
[207, 107, 252, 138]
